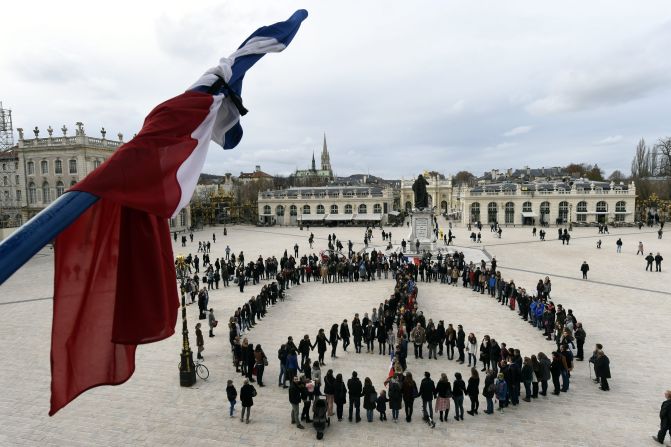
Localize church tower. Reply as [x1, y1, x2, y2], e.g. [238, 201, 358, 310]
[311, 151, 316, 171]
[320, 133, 331, 173]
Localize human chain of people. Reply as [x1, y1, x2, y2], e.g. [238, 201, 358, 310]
[173, 226, 617, 437]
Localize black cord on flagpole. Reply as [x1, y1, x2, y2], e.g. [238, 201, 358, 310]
[207, 75, 248, 116]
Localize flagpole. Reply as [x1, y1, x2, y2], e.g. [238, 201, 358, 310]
[0, 191, 99, 285]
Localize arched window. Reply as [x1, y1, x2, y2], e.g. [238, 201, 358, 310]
[487, 202, 498, 223]
[302, 204, 310, 215]
[41, 160, 48, 175]
[330, 204, 338, 214]
[70, 180, 77, 187]
[27, 161, 35, 175]
[276, 205, 285, 216]
[405, 201, 412, 212]
[615, 200, 626, 222]
[540, 201, 550, 224]
[289, 205, 297, 216]
[505, 202, 514, 224]
[316, 204, 325, 214]
[596, 201, 608, 223]
[55, 159, 62, 174]
[440, 200, 448, 213]
[28, 182, 36, 204]
[358, 204, 367, 214]
[373, 203, 382, 214]
[15, 214, 22, 226]
[522, 201, 532, 213]
[42, 181, 51, 204]
[345, 204, 353, 214]
[470, 202, 480, 222]
[56, 181, 65, 198]
[576, 201, 587, 222]
[69, 159, 77, 174]
[2, 176, 7, 186]
[558, 201, 569, 223]
[263, 205, 271, 215]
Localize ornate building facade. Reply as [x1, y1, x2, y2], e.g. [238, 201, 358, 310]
[258, 185, 395, 226]
[0, 122, 190, 234]
[400, 172, 457, 214]
[459, 179, 637, 226]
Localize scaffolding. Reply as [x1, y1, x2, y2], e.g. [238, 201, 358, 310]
[0, 102, 14, 151]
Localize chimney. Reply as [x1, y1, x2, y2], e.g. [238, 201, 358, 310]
[255, 165, 261, 172]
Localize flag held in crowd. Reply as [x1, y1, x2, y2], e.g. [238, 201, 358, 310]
[44, 9, 308, 416]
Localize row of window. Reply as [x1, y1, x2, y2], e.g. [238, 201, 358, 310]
[1, 162, 19, 171]
[2, 175, 20, 186]
[26, 180, 75, 204]
[468, 200, 628, 224]
[27, 159, 79, 175]
[263, 203, 383, 216]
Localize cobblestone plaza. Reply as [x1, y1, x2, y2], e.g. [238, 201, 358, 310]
[1, 220, 669, 446]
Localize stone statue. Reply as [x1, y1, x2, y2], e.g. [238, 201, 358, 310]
[412, 174, 430, 209]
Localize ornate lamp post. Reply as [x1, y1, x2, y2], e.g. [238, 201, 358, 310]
[176, 256, 196, 387]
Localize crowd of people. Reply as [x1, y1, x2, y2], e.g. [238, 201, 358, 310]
[170, 221, 670, 441]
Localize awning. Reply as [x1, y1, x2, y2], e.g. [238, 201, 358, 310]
[325, 214, 354, 221]
[353, 213, 382, 221]
[521, 212, 537, 217]
[299, 214, 325, 221]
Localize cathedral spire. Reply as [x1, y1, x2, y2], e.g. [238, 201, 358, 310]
[321, 132, 331, 172]
[311, 150, 316, 171]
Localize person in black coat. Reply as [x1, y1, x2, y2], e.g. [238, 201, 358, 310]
[456, 325, 466, 363]
[289, 377, 305, 429]
[240, 379, 256, 424]
[347, 371, 362, 422]
[377, 322, 388, 355]
[452, 372, 466, 420]
[313, 329, 330, 366]
[329, 324, 341, 358]
[340, 319, 351, 351]
[593, 350, 611, 391]
[482, 371, 496, 414]
[436, 321, 446, 356]
[653, 390, 671, 444]
[334, 373, 348, 421]
[466, 368, 480, 415]
[419, 371, 436, 423]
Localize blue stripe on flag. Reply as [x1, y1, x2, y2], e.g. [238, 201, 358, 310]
[223, 121, 243, 150]
[238, 9, 308, 50]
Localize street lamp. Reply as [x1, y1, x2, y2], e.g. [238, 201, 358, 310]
[569, 203, 573, 230]
[176, 256, 196, 387]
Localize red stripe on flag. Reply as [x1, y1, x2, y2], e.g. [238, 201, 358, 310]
[50, 91, 214, 415]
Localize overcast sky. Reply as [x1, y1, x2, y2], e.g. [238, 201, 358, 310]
[3, 1, 671, 179]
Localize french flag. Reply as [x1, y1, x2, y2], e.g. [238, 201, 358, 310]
[48, 10, 307, 416]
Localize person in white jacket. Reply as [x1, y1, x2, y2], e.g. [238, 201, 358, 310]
[466, 333, 478, 367]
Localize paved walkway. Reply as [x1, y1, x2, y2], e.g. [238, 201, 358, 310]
[0, 223, 669, 446]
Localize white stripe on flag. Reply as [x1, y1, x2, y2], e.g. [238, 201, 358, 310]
[173, 94, 224, 216]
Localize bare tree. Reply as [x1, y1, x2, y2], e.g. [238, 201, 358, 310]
[631, 138, 651, 178]
[654, 137, 671, 177]
[607, 170, 626, 182]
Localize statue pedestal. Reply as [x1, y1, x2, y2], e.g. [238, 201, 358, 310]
[408, 208, 436, 253]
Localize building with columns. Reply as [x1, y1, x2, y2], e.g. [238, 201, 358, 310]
[400, 172, 457, 214]
[258, 185, 396, 226]
[459, 179, 636, 226]
[0, 122, 190, 234]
